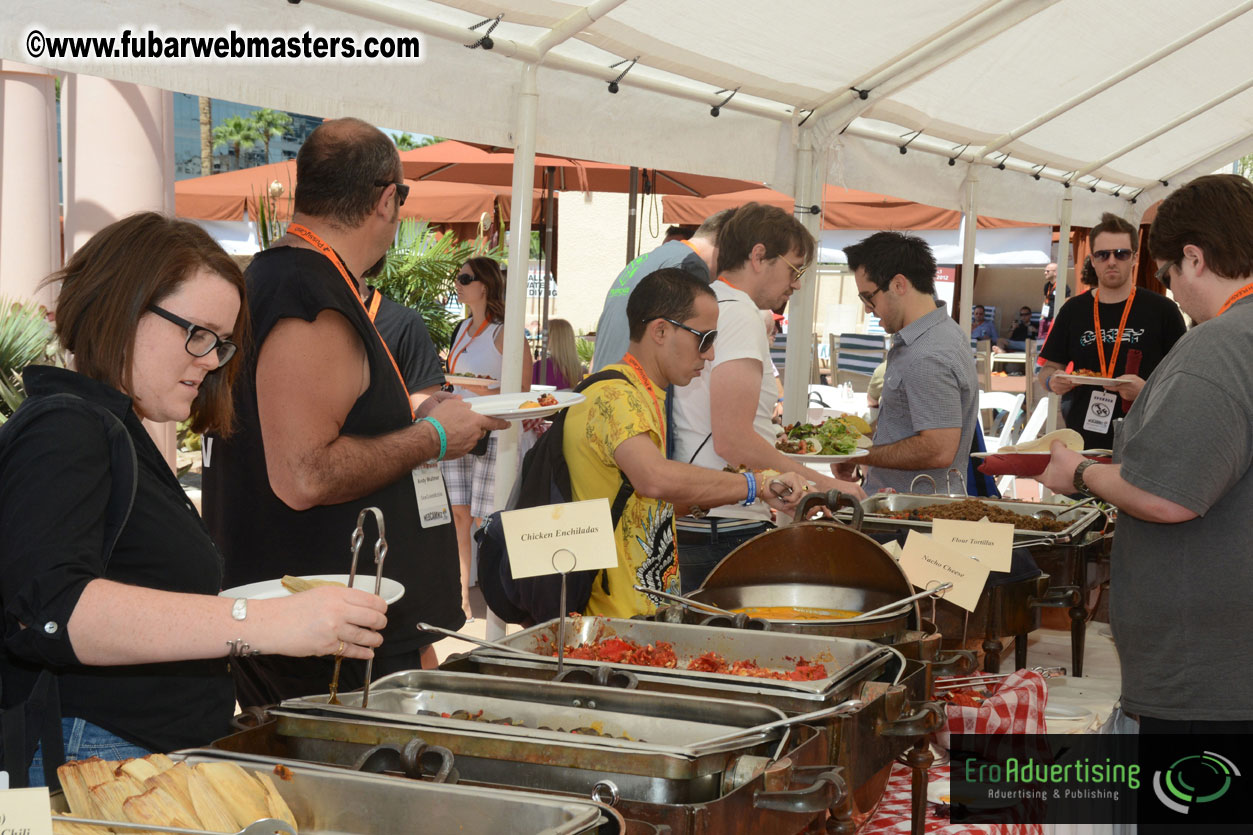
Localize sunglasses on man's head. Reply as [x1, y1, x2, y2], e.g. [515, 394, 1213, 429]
[1092, 248, 1134, 262]
[373, 180, 409, 206]
[1155, 261, 1176, 290]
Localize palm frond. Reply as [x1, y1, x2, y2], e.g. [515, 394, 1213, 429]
[0, 298, 57, 421]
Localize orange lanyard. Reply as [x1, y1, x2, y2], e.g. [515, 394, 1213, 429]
[366, 288, 382, 322]
[1217, 282, 1253, 317]
[716, 276, 741, 291]
[1092, 286, 1136, 378]
[448, 318, 490, 374]
[622, 353, 665, 449]
[286, 224, 413, 419]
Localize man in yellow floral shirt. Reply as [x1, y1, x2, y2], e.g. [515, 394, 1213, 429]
[564, 269, 808, 617]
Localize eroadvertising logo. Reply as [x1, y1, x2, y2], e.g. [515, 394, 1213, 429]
[1152, 751, 1240, 815]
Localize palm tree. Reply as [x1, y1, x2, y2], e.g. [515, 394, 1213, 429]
[393, 132, 419, 151]
[199, 97, 213, 175]
[251, 108, 293, 164]
[0, 299, 58, 422]
[212, 115, 261, 170]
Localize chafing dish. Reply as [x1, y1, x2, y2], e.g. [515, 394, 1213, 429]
[847, 492, 1106, 545]
[55, 750, 609, 835]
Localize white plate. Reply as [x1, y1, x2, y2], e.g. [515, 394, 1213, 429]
[782, 448, 871, 464]
[1054, 373, 1122, 386]
[971, 450, 1111, 459]
[927, 779, 951, 805]
[1045, 702, 1095, 722]
[469, 391, 586, 420]
[445, 374, 500, 389]
[219, 574, 405, 605]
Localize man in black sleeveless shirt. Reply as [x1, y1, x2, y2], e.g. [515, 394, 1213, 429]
[201, 118, 507, 707]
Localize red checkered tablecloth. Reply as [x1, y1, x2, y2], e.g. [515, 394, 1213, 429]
[935, 670, 1048, 748]
[859, 762, 1042, 835]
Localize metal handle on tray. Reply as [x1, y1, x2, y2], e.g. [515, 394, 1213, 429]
[1030, 584, 1082, 609]
[877, 701, 946, 737]
[352, 738, 458, 783]
[929, 649, 978, 678]
[229, 705, 270, 731]
[908, 474, 937, 494]
[795, 489, 864, 529]
[698, 612, 772, 631]
[753, 766, 848, 816]
[553, 664, 639, 690]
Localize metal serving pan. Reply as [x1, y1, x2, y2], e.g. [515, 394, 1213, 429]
[55, 750, 607, 835]
[280, 669, 787, 758]
[846, 492, 1105, 544]
[475, 615, 897, 697]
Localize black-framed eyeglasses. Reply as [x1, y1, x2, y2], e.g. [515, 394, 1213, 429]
[1092, 248, 1134, 262]
[653, 317, 717, 353]
[374, 180, 410, 206]
[147, 304, 237, 365]
[858, 285, 885, 307]
[1155, 260, 1177, 290]
[455, 272, 478, 286]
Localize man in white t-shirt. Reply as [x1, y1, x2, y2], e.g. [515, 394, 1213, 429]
[671, 202, 865, 593]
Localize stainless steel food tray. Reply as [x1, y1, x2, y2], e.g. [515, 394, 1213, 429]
[57, 750, 605, 835]
[476, 615, 896, 695]
[841, 492, 1105, 544]
[280, 669, 786, 757]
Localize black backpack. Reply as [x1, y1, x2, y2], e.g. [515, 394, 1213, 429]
[476, 370, 634, 624]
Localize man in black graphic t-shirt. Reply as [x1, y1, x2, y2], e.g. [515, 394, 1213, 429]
[1037, 213, 1186, 449]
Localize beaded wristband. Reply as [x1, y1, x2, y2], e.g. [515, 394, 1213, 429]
[419, 416, 448, 461]
[741, 471, 757, 506]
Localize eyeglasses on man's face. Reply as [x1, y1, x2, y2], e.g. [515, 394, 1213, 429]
[652, 317, 718, 353]
[147, 304, 237, 365]
[1092, 248, 1134, 262]
[1155, 260, 1177, 290]
[374, 180, 410, 206]
[858, 285, 886, 307]
[779, 256, 809, 281]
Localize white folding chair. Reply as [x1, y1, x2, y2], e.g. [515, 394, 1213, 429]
[978, 390, 1025, 454]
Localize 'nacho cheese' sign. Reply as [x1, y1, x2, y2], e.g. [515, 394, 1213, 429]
[898, 530, 991, 612]
[501, 499, 620, 579]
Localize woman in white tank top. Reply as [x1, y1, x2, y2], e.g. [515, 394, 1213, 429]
[443, 257, 532, 620]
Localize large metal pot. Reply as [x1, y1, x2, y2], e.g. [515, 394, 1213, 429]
[688, 492, 919, 643]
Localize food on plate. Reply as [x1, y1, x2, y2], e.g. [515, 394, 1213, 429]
[56, 757, 299, 833]
[775, 416, 869, 456]
[888, 498, 1067, 532]
[518, 392, 560, 409]
[1071, 369, 1105, 377]
[280, 575, 346, 594]
[731, 605, 863, 621]
[555, 636, 829, 680]
[519, 399, 541, 409]
[537, 392, 558, 406]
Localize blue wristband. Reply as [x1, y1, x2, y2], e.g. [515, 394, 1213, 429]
[741, 471, 757, 506]
[419, 416, 447, 461]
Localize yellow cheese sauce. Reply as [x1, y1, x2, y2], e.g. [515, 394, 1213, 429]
[732, 606, 862, 621]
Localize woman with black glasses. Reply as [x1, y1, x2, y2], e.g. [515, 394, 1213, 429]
[0, 213, 388, 787]
[444, 256, 532, 621]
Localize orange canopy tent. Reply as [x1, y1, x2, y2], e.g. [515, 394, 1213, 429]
[174, 159, 547, 226]
[664, 185, 1044, 230]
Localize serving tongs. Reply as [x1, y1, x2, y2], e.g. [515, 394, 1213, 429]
[329, 507, 389, 707]
[51, 819, 296, 835]
[933, 665, 1066, 692]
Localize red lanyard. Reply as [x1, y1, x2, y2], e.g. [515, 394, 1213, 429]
[448, 318, 490, 374]
[1092, 286, 1136, 378]
[622, 353, 665, 449]
[1217, 282, 1253, 317]
[286, 224, 413, 419]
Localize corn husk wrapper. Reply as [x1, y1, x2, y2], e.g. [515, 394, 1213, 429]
[254, 770, 299, 830]
[187, 768, 239, 833]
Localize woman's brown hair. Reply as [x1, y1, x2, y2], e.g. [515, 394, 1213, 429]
[43, 212, 251, 436]
[462, 256, 506, 323]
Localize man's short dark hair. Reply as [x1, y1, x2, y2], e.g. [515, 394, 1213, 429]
[626, 268, 716, 342]
[974, 305, 985, 313]
[715, 202, 815, 274]
[295, 117, 401, 228]
[843, 231, 937, 295]
[1088, 212, 1138, 251]
[1149, 174, 1253, 280]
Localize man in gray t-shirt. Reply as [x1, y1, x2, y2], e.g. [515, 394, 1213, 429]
[1040, 174, 1253, 731]
[590, 211, 730, 372]
[844, 232, 978, 494]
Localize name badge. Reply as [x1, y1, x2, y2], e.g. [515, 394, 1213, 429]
[1083, 390, 1118, 434]
[412, 464, 451, 528]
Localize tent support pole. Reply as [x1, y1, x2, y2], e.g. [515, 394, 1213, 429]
[782, 129, 821, 425]
[626, 166, 639, 263]
[958, 169, 979, 338]
[539, 167, 556, 384]
[1045, 191, 1075, 439]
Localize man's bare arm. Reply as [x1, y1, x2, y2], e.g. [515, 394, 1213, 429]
[862, 426, 961, 471]
[258, 311, 505, 510]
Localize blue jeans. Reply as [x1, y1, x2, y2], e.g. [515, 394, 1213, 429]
[676, 522, 770, 595]
[26, 717, 151, 787]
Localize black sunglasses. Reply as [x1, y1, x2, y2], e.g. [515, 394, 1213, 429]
[1155, 261, 1176, 290]
[147, 304, 237, 365]
[655, 317, 717, 353]
[1092, 248, 1134, 262]
[456, 273, 478, 286]
[374, 180, 409, 206]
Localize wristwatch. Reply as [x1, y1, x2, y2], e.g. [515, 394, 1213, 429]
[231, 598, 248, 621]
[1072, 459, 1098, 496]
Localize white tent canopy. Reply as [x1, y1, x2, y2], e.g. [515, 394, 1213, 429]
[821, 227, 1052, 267]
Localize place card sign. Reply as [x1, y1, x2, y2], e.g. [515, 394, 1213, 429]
[931, 517, 1014, 572]
[0, 786, 55, 835]
[898, 530, 991, 612]
[501, 499, 620, 579]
